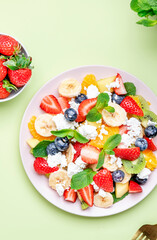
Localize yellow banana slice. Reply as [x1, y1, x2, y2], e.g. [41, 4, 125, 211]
[65, 144, 75, 165]
[94, 193, 113, 208]
[35, 114, 56, 137]
[49, 169, 71, 190]
[103, 154, 118, 172]
[102, 103, 126, 127]
[119, 166, 131, 184]
[58, 78, 81, 97]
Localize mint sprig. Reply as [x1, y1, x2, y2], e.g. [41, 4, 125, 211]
[86, 93, 115, 122]
[33, 140, 54, 157]
[96, 134, 121, 169]
[124, 82, 136, 96]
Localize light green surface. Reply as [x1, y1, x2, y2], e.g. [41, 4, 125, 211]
[0, 0, 157, 239]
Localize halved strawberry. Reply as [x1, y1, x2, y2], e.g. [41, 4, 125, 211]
[63, 188, 77, 203]
[120, 96, 144, 116]
[144, 136, 157, 151]
[78, 98, 97, 117]
[73, 142, 86, 162]
[81, 144, 100, 164]
[78, 185, 94, 207]
[114, 73, 127, 95]
[114, 147, 140, 161]
[93, 168, 113, 192]
[129, 181, 142, 193]
[33, 157, 59, 174]
[58, 96, 70, 111]
[40, 95, 62, 114]
[119, 125, 128, 135]
[75, 114, 86, 123]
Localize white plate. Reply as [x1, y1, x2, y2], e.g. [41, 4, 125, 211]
[19, 65, 157, 217]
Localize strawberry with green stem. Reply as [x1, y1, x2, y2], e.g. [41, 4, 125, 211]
[0, 35, 20, 56]
[0, 79, 17, 99]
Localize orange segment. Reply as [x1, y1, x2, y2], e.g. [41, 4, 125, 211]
[28, 116, 55, 141]
[143, 149, 157, 171]
[81, 74, 98, 94]
[130, 96, 141, 108]
[89, 125, 119, 149]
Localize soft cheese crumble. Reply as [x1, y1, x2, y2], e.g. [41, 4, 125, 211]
[47, 152, 67, 168]
[53, 113, 78, 130]
[86, 85, 100, 99]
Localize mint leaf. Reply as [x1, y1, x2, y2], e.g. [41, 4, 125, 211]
[86, 108, 102, 122]
[137, 18, 157, 26]
[96, 150, 105, 169]
[104, 106, 115, 113]
[105, 149, 115, 155]
[71, 168, 96, 190]
[96, 93, 109, 110]
[74, 131, 89, 143]
[33, 140, 54, 157]
[124, 82, 136, 96]
[51, 129, 74, 138]
[112, 192, 129, 204]
[103, 134, 122, 150]
[130, 0, 152, 12]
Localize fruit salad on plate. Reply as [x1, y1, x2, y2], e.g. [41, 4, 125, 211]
[27, 73, 157, 209]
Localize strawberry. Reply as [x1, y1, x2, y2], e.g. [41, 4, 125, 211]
[93, 168, 113, 192]
[114, 73, 127, 95]
[144, 136, 157, 151]
[75, 114, 86, 123]
[40, 95, 62, 114]
[129, 181, 142, 193]
[78, 98, 97, 117]
[120, 96, 144, 116]
[72, 142, 86, 162]
[0, 35, 20, 56]
[63, 188, 77, 203]
[8, 68, 32, 87]
[0, 59, 7, 81]
[114, 147, 140, 161]
[78, 185, 94, 207]
[80, 144, 100, 164]
[0, 80, 17, 99]
[33, 157, 59, 174]
[119, 125, 128, 135]
[58, 96, 70, 111]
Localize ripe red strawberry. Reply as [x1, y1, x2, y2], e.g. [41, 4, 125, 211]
[58, 96, 70, 111]
[81, 144, 100, 164]
[75, 114, 86, 123]
[78, 98, 97, 117]
[40, 95, 62, 114]
[78, 185, 94, 207]
[120, 96, 144, 116]
[114, 73, 127, 95]
[129, 181, 142, 193]
[72, 142, 86, 162]
[0, 35, 20, 56]
[8, 68, 32, 87]
[63, 188, 77, 203]
[0, 81, 10, 99]
[144, 136, 157, 151]
[114, 147, 140, 161]
[0, 80, 17, 99]
[93, 168, 113, 192]
[0, 59, 7, 81]
[33, 157, 59, 174]
[119, 125, 128, 135]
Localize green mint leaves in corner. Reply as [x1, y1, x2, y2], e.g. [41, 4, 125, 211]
[86, 93, 115, 122]
[96, 134, 121, 169]
[124, 82, 136, 96]
[33, 140, 54, 157]
[71, 168, 97, 190]
[51, 129, 89, 143]
[130, 0, 157, 27]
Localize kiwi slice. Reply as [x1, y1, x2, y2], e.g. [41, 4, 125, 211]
[137, 95, 150, 111]
[77, 192, 89, 210]
[122, 153, 146, 174]
[141, 110, 157, 127]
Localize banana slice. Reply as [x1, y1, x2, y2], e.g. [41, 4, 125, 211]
[35, 114, 56, 137]
[94, 193, 113, 208]
[58, 78, 81, 97]
[103, 154, 118, 172]
[88, 163, 99, 171]
[139, 126, 144, 138]
[119, 166, 131, 184]
[65, 144, 75, 165]
[102, 103, 126, 127]
[49, 169, 71, 190]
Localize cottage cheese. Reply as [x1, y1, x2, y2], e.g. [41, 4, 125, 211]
[53, 113, 78, 130]
[147, 120, 157, 126]
[56, 184, 64, 196]
[69, 98, 79, 113]
[98, 125, 108, 140]
[106, 78, 120, 91]
[86, 85, 100, 99]
[77, 121, 98, 140]
[67, 162, 83, 178]
[75, 156, 87, 169]
[47, 152, 67, 168]
[137, 168, 151, 179]
[109, 155, 122, 168]
[91, 181, 99, 192]
[99, 189, 107, 198]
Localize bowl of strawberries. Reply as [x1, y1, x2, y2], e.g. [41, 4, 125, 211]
[0, 33, 33, 102]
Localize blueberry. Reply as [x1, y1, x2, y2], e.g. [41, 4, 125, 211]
[112, 170, 125, 182]
[134, 175, 147, 185]
[135, 138, 148, 151]
[75, 94, 87, 103]
[46, 142, 60, 155]
[55, 137, 69, 151]
[145, 125, 157, 138]
[64, 108, 77, 122]
[112, 93, 125, 105]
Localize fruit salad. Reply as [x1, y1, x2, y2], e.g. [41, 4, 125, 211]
[0, 34, 33, 99]
[27, 73, 157, 209]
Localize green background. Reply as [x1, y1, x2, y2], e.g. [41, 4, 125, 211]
[0, 0, 157, 239]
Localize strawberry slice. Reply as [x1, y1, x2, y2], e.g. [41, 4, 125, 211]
[119, 125, 128, 135]
[120, 96, 144, 116]
[93, 168, 113, 192]
[129, 181, 142, 193]
[78, 98, 97, 117]
[33, 157, 59, 174]
[58, 96, 70, 111]
[40, 95, 62, 114]
[73, 142, 86, 162]
[75, 114, 86, 123]
[63, 188, 77, 203]
[81, 144, 100, 164]
[144, 136, 157, 151]
[78, 185, 94, 207]
[114, 147, 140, 161]
[114, 73, 127, 95]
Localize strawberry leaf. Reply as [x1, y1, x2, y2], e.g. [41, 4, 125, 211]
[103, 134, 122, 150]
[33, 140, 54, 157]
[2, 79, 18, 92]
[96, 150, 105, 169]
